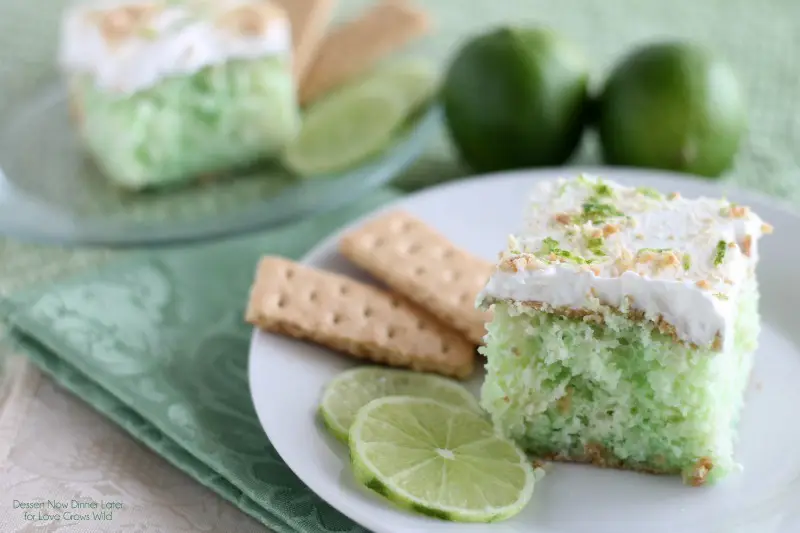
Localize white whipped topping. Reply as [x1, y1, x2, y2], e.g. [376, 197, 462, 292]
[477, 175, 771, 349]
[59, 0, 291, 94]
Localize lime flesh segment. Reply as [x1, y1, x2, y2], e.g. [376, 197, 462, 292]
[349, 397, 535, 523]
[319, 367, 480, 443]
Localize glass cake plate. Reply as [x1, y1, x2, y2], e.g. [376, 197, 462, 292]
[0, 80, 439, 246]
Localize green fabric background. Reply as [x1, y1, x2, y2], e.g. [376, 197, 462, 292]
[1, 0, 800, 531]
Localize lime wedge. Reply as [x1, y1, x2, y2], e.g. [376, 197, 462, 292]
[284, 60, 438, 177]
[349, 397, 536, 523]
[319, 367, 480, 443]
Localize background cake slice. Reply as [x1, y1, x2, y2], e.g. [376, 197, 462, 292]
[60, 0, 300, 190]
[477, 175, 773, 485]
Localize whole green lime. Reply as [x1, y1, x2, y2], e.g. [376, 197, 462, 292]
[597, 42, 746, 178]
[441, 27, 590, 173]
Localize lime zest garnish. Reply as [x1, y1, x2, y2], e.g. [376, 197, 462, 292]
[586, 236, 606, 256]
[593, 180, 613, 198]
[682, 253, 692, 271]
[139, 27, 159, 40]
[537, 237, 594, 264]
[713, 240, 727, 266]
[540, 237, 559, 253]
[579, 201, 625, 224]
[507, 234, 522, 255]
[636, 186, 663, 199]
[637, 247, 672, 254]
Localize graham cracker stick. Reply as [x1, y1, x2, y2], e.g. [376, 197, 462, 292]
[339, 211, 493, 346]
[246, 257, 475, 379]
[273, 0, 337, 82]
[299, 0, 430, 106]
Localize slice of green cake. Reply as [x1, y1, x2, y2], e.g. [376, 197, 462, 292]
[477, 175, 773, 486]
[60, 0, 300, 189]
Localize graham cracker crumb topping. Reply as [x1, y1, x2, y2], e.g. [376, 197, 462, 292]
[217, 2, 283, 36]
[554, 213, 572, 225]
[687, 457, 714, 487]
[603, 223, 620, 237]
[730, 205, 750, 218]
[89, 3, 160, 46]
[742, 235, 753, 257]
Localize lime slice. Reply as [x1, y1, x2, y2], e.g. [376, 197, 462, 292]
[284, 60, 438, 177]
[283, 83, 406, 176]
[319, 367, 480, 442]
[349, 397, 535, 523]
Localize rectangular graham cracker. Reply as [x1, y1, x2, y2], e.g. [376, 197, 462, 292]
[245, 257, 475, 379]
[338, 211, 493, 345]
[298, 0, 430, 105]
[273, 0, 337, 82]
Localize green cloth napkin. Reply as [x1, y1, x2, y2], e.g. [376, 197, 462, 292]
[0, 190, 403, 533]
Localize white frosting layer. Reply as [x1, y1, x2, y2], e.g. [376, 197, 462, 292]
[478, 175, 771, 349]
[59, 0, 291, 94]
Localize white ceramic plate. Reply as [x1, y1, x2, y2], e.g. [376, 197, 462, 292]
[249, 167, 800, 533]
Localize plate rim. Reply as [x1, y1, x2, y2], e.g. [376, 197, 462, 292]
[248, 165, 800, 533]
